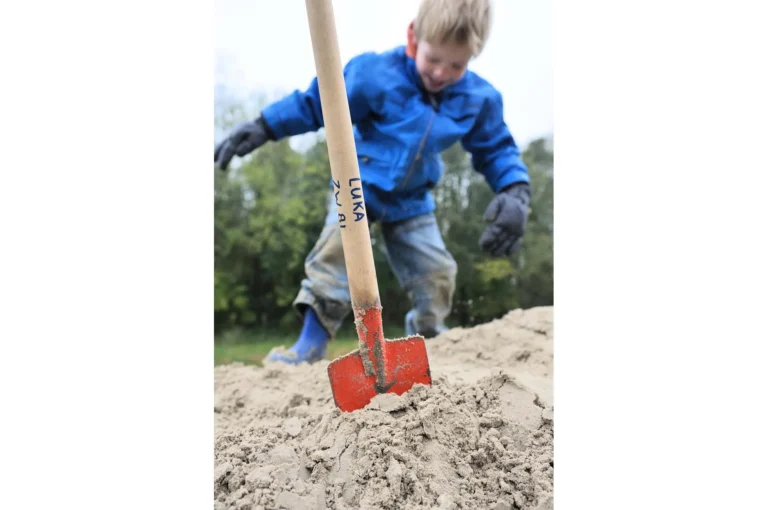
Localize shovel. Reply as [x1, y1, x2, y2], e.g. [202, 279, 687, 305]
[303, 0, 432, 412]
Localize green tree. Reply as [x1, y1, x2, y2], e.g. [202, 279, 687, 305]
[433, 138, 553, 326]
[214, 132, 330, 333]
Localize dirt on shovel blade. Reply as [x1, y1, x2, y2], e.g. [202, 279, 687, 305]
[214, 306, 554, 510]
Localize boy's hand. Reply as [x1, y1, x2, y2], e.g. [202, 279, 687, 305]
[479, 182, 531, 257]
[214, 117, 271, 171]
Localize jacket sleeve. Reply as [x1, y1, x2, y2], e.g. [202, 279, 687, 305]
[259, 53, 374, 140]
[460, 89, 530, 193]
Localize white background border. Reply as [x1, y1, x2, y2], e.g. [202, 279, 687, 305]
[2, 0, 767, 508]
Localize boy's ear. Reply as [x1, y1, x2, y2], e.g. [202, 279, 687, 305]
[406, 20, 418, 58]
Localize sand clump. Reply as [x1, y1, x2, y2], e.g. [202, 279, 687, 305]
[214, 306, 554, 510]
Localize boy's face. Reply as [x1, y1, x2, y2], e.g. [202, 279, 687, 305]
[414, 39, 473, 93]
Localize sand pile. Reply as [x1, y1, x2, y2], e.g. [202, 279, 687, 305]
[214, 306, 554, 510]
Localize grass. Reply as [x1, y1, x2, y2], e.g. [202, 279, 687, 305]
[214, 322, 408, 367]
[214, 337, 360, 366]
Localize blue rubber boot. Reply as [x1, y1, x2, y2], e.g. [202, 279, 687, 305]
[264, 307, 330, 364]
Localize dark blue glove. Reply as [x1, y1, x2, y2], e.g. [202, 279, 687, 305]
[214, 116, 272, 171]
[479, 182, 531, 257]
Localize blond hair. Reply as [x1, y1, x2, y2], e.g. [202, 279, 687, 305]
[413, 0, 493, 57]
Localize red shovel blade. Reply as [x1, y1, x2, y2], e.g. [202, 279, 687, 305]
[328, 336, 431, 412]
[327, 307, 432, 412]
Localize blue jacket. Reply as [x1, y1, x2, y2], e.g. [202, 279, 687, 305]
[261, 45, 529, 223]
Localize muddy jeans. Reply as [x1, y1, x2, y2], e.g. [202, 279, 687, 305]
[293, 193, 457, 339]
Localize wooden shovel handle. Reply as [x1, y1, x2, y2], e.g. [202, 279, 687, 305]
[304, 0, 380, 308]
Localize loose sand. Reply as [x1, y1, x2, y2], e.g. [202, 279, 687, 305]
[214, 306, 553, 510]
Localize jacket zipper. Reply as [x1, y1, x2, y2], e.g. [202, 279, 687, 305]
[399, 110, 435, 190]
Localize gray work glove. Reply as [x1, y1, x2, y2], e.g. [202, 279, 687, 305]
[214, 116, 272, 171]
[479, 182, 531, 257]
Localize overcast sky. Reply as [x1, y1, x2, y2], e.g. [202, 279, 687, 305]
[215, 0, 552, 147]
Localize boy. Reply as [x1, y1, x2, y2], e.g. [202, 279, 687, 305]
[214, 0, 531, 364]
